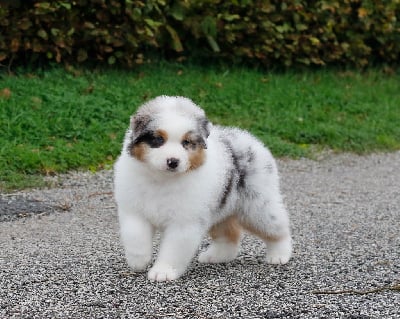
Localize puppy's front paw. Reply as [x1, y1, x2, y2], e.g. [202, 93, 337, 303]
[148, 263, 180, 282]
[126, 253, 151, 272]
[265, 253, 291, 265]
[265, 236, 292, 265]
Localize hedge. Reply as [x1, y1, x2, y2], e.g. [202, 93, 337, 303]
[0, 0, 399, 68]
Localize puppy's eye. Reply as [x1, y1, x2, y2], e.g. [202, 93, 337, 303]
[133, 132, 165, 148]
[149, 136, 165, 148]
[182, 139, 191, 148]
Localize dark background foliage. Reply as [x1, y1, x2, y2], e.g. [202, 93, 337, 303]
[0, 0, 399, 68]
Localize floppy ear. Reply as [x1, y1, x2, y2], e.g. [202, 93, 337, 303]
[130, 114, 151, 140]
[197, 117, 212, 149]
[200, 117, 212, 138]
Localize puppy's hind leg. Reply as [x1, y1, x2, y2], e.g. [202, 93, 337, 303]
[241, 200, 292, 265]
[198, 216, 241, 264]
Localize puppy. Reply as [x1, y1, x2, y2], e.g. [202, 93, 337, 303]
[114, 96, 292, 281]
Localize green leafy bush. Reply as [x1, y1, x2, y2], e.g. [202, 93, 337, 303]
[0, 0, 399, 68]
[0, 0, 168, 67]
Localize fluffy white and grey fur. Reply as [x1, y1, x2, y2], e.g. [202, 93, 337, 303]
[114, 96, 292, 281]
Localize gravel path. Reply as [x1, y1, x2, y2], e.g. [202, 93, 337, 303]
[1, 152, 399, 319]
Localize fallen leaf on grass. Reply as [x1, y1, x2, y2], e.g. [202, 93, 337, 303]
[82, 84, 94, 94]
[0, 88, 11, 99]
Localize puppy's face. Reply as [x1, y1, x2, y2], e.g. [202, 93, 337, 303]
[128, 106, 210, 174]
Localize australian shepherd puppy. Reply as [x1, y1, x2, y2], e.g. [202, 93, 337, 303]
[114, 96, 292, 281]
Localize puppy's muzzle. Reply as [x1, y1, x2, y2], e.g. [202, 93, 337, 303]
[166, 158, 180, 170]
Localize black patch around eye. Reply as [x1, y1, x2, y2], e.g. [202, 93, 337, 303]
[134, 132, 165, 148]
[182, 131, 207, 150]
[182, 136, 207, 150]
[182, 140, 192, 149]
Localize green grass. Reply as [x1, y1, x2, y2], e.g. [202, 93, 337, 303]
[1, 63, 399, 190]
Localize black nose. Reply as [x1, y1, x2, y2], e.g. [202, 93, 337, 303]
[166, 158, 179, 169]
